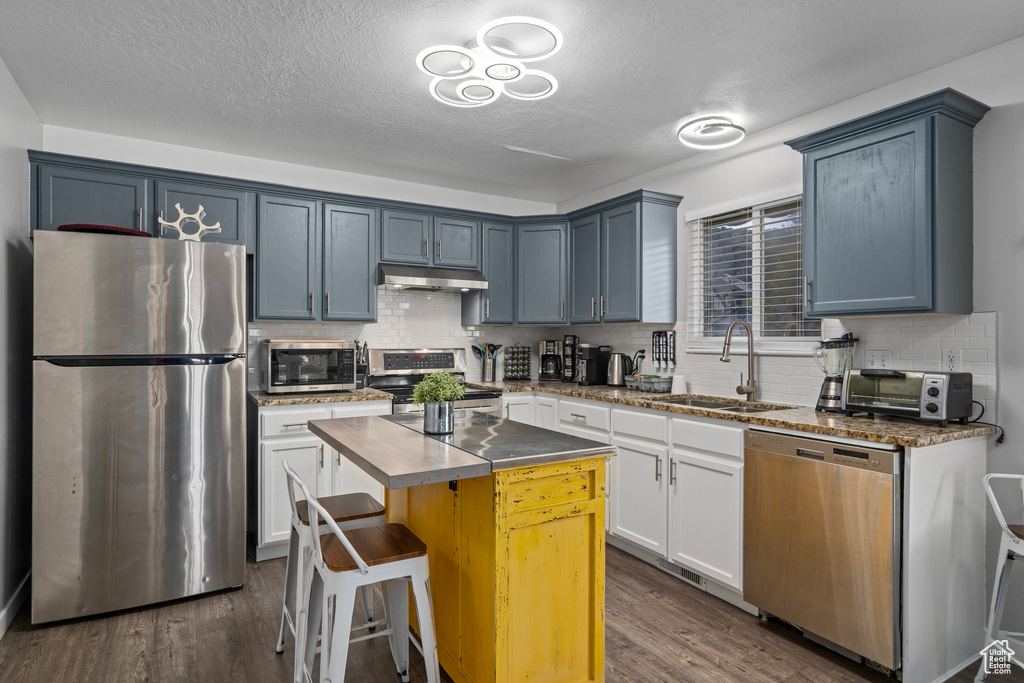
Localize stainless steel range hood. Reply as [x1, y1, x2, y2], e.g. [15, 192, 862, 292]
[377, 263, 488, 292]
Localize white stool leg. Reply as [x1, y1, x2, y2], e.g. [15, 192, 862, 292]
[385, 579, 410, 683]
[303, 570, 325, 683]
[322, 579, 357, 683]
[293, 534, 313, 683]
[277, 527, 300, 653]
[360, 584, 376, 627]
[410, 565, 441, 683]
[977, 538, 1016, 682]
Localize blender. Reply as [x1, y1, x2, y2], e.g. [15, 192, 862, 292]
[812, 332, 858, 412]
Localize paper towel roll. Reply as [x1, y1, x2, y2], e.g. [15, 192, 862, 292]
[671, 375, 687, 394]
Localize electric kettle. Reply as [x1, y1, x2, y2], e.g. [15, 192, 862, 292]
[607, 353, 635, 387]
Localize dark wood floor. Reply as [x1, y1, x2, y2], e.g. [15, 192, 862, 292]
[0, 545, 1019, 682]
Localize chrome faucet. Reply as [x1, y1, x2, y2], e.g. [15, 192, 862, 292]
[720, 320, 757, 401]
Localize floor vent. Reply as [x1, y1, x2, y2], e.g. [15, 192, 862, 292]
[656, 559, 707, 590]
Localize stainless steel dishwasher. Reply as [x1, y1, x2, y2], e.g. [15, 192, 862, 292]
[743, 429, 902, 672]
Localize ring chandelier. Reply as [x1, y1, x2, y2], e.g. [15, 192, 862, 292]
[416, 17, 562, 108]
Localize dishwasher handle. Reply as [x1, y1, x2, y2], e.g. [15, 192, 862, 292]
[795, 447, 825, 460]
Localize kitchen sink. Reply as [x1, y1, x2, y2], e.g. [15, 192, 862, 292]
[720, 406, 773, 414]
[656, 398, 736, 409]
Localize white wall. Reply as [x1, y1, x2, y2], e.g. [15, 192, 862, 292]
[0, 55, 42, 637]
[42, 126, 556, 217]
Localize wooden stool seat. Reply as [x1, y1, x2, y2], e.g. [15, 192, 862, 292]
[320, 523, 427, 572]
[296, 492, 385, 526]
[1009, 524, 1024, 541]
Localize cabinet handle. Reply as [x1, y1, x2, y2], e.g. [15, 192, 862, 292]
[158, 210, 164, 235]
[424, 238, 428, 259]
[336, 451, 341, 467]
[570, 413, 586, 421]
[319, 445, 324, 469]
[309, 291, 314, 313]
[655, 458, 662, 482]
[437, 239, 441, 260]
[325, 291, 330, 315]
[505, 404, 509, 418]
[591, 296, 596, 318]
[281, 422, 307, 428]
[560, 299, 564, 319]
[670, 460, 677, 486]
[802, 276, 810, 307]
[600, 295, 605, 317]
[138, 208, 143, 232]
[485, 298, 490, 319]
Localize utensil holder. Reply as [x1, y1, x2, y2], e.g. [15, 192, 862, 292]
[483, 359, 495, 382]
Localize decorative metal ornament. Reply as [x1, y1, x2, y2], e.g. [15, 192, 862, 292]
[157, 203, 221, 241]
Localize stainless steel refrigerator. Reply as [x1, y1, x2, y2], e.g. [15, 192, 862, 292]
[32, 230, 247, 624]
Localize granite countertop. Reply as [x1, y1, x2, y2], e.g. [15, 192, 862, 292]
[248, 388, 394, 406]
[468, 380, 997, 449]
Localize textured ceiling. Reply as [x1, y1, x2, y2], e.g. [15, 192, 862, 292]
[2, 0, 1024, 203]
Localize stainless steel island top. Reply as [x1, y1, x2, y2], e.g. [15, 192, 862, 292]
[308, 410, 614, 489]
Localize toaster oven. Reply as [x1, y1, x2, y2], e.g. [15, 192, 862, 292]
[841, 369, 972, 427]
[265, 340, 357, 394]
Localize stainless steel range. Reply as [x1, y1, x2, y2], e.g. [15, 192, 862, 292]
[366, 348, 502, 414]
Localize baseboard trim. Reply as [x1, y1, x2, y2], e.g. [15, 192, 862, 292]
[0, 573, 30, 640]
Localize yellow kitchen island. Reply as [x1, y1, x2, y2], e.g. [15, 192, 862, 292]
[309, 410, 613, 683]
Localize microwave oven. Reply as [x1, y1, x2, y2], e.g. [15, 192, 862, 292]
[265, 340, 357, 394]
[841, 369, 972, 427]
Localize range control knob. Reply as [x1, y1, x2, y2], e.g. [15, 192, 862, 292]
[927, 386, 940, 397]
[925, 402, 939, 413]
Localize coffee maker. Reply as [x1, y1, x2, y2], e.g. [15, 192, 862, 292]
[561, 335, 580, 382]
[539, 340, 563, 381]
[578, 344, 611, 386]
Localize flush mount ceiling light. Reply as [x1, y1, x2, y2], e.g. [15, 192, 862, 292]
[677, 116, 747, 149]
[416, 17, 562, 108]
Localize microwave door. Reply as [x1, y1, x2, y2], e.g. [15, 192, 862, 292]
[33, 231, 246, 357]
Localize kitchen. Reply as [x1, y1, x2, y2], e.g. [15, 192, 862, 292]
[1, 1, 1024, 682]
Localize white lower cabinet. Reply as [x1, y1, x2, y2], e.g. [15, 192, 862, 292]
[256, 400, 391, 558]
[535, 395, 559, 430]
[502, 394, 536, 424]
[609, 436, 669, 554]
[668, 448, 743, 589]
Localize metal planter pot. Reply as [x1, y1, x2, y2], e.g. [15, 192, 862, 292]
[423, 401, 455, 434]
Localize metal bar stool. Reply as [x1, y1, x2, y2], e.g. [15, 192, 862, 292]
[977, 474, 1024, 681]
[299, 477, 440, 683]
[277, 460, 386, 683]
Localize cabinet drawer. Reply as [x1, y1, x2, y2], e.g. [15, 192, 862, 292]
[612, 409, 668, 442]
[558, 400, 610, 432]
[261, 406, 332, 437]
[671, 418, 744, 459]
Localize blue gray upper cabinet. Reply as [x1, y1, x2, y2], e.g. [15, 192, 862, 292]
[155, 181, 254, 252]
[381, 209, 431, 265]
[255, 195, 319, 320]
[787, 89, 989, 317]
[323, 203, 378, 322]
[36, 164, 149, 233]
[565, 190, 681, 325]
[569, 214, 601, 323]
[516, 222, 568, 324]
[434, 216, 479, 269]
[460, 221, 513, 325]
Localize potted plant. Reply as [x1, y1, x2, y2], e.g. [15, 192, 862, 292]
[412, 370, 466, 434]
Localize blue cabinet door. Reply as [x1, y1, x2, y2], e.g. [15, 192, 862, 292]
[155, 181, 254, 251]
[381, 209, 431, 264]
[802, 119, 931, 316]
[434, 216, 479, 269]
[37, 165, 149, 233]
[601, 202, 642, 322]
[569, 213, 600, 323]
[481, 222, 514, 324]
[323, 204, 378, 322]
[255, 195, 318, 320]
[516, 223, 568, 324]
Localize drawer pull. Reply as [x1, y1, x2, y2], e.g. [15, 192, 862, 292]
[282, 422, 308, 428]
[570, 413, 586, 421]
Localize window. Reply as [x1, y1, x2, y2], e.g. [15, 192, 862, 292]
[687, 197, 820, 350]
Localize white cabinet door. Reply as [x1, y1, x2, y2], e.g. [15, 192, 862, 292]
[561, 422, 613, 531]
[502, 394, 536, 424]
[328, 402, 390, 503]
[609, 436, 669, 555]
[669, 448, 743, 589]
[261, 436, 328, 546]
[535, 395, 559, 430]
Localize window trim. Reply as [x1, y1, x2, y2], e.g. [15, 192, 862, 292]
[686, 192, 821, 356]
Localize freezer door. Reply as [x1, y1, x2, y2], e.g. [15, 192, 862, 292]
[33, 230, 245, 356]
[32, 357, 246, 623]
